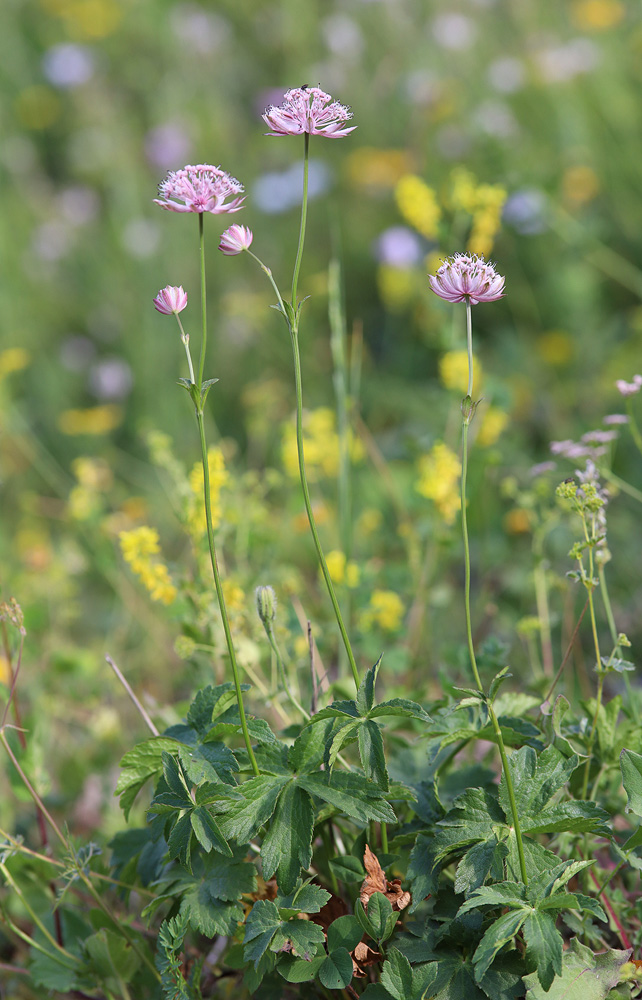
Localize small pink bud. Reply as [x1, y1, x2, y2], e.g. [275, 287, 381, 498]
[153, 285, 187, 315]
[218, 224, 253, 255]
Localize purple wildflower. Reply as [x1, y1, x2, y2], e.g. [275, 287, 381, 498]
[263, 86, 356, 138]
[429, 253, 505, 305]
[529, 460, 557, 477]
[581, 429, 618, 445]
[616, 375, 642, 397]
[154, 164, 244, 214]
[603, 413, 629, 425]
[218, 224, 253, 255]
[153, 285, 188, 315]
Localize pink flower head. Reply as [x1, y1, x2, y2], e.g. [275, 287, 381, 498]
[219, 224, 253, 255]
[263, 86, 356, 138]
[153, 285, 187, 315]
[154, 164, 244, 214]
[616, 375, 642, 397]
[429, 253, 505, 305]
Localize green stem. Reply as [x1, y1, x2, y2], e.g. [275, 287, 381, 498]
[264, 623, 310, 721]
[291, 132, 310, 308]
[460, 299, 528, 886]
[176, 314, 196, 385]
[600, 466, 642, 505]
[0, 862, 76, 962]
[598, 563, 636, 714]
[196, 409, 259, 776]
[290, 326, 360, 690]
[197, 213, 207, 389]
[0, 730, 67, 847]
[380, 823, 388, 853]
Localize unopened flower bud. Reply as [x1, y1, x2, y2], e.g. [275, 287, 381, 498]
[255, 585, 277, 625]
[153, 285, 187, 315]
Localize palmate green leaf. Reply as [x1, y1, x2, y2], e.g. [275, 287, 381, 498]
[298, 771, 396, 824]
[219, 773, 290, 842]
[289, 718, 335, 773]
[368, 698, 432, 723]
[271, 919, 325, 960]
[423, 955, 488, 1000]
[190, 806, 231, 856]
[278, 882, 332, 915]
[277, 954, 325, 983]
[261, 782, 314, 894]
[243, 899, 325, 968]
[454, 836, 508, 895]
[457, 882, 526, 916]
[499, 746, 578, 819]
[538, 892, 606, 923]
[380, 948, 413, 1000]
[620, 748, 642, 815]
[178, 742, 238, 787]
[523, 938, 631, 1000]
[326, 718, 361, 770]
[29, 946, 79, 993]
[433, 787, 505, 862]
[520, 801, 610, 837]
[318, 948, 354, 990]
[329, 854, 366, 883]
[116, 736, 182, 819]
[522, 910, 562, 991]
[186, 683, 247, 735]
[472, 909, 528, 982]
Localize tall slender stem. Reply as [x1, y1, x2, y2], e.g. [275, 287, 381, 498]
[291, 133, 310, 309]
[197, 212, 207, 389]
[290, 327, 360, 689]
[460, 299, 528, 885]
[196, 409, 259, 776]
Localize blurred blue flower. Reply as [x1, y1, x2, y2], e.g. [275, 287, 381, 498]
[503, 189, 548, 235]
[373, 227, 425, 268]
[89, 358, 133, 400]
[145, 124, 192, 170]
[252, 161, 332, 214]
[42, 44, 95, 89]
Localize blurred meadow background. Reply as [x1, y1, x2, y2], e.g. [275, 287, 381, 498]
[2, 0, 642, 846]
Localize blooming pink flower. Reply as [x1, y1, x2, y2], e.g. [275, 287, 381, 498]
[616, 375, 642, 397]
[603, 413, 629, 425]
[219, 224, 253, 255]
[263, 86, 356, 138]
[153, 285, 188, 315]
[154, 164, 244, 214]
[429, 253, 505, 305]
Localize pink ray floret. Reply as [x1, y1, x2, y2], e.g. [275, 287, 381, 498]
[429, 253, 505, 305]
[263, 86, 356, 138]
[616, 375, 642, 397]
[219, 224, 254, 255]
[154, 164, 245, 214]
[153, 285, 188, 315]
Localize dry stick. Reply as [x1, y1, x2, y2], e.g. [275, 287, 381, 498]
[291, 595, 329, 694]
[105, 655, 159, 736]
[539, 596, 590, 713]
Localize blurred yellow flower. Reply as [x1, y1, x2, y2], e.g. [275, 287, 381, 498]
[58, 405, 122, 435]
[293, 501, 330, 533]
[357, 508, 383, 537]
[360, 590, 405, 632]
[222, 581, 246, 612]
[504, 509, 533, 534]
[562, 165, 599, 205]
[325, 550, 361, 588]
[345, 148, 413, 190]
[572, 0, 624, 29]
[439, 350, 483, 395]
[119, 526, 176, 604]
[395, 175, 441, 239]
[450, 167, 479, 213]
[15, 86, 61, 129]
[477, 407, 509, 448]
[377, 265, 417, 311]
[282, 408, 363, 482]
[0, 348, 30, 378]
[48, 0, 123, 39]
[536, 330, 574, 366]
[68, 486, 101, 521]
[187, 447, 228, 537]
[416, 442, 461, 524]
[0, 656, 12, 686]
[72, 456, 113, 492]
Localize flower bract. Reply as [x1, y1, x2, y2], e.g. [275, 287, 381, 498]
[429, 253, 505, 304]
[263, 86, 356, 138]
[154, 164, 244, 214]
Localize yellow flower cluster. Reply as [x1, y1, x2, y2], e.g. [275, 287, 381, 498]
[58, 405, 122, 436]
[449, 168, 507, 258]
[119, 526, 177, 605]
[325, 550, 361, 588]
[186, 448, 229, 539]
[416, 442, 461, 525]
[281, 408, 364, 482]
[476, 407, 509, 448]
[0, 348, 30, 378]
[40, 0, 123, 40]
[395, 175, 442, 239]
[439, 350, 483, 395]
[572, 0, 624, 29]
[360, 590, 405, 632]
[68, 456, 113, 521]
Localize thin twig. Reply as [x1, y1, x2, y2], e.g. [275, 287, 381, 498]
[539, 596, 590, 712]
[105, 656, 159, 736]
[309, 620, 318, 716]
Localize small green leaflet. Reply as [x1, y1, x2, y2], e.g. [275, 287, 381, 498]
[243, 899, 325, 968]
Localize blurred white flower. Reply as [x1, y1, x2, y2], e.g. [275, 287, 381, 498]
[535, 38, 600, 83]
[121, 218, 161, 258]
[169, 5, 231, 54]
[431, 13, 476, 50]
[503, 189, 548, 235]
[476, 100, 518, 138]
[58, 186, 100, 226]
[487, 57, 525, 94]
[42, 44, 95, 88]
[404, 70, 440, 106]
[252, 161, 331, 214]
[89, 358, 133, 400]
[145, 123, 192, 170]
[322, 14, 364, 56]
[33, 221, 72, 261]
